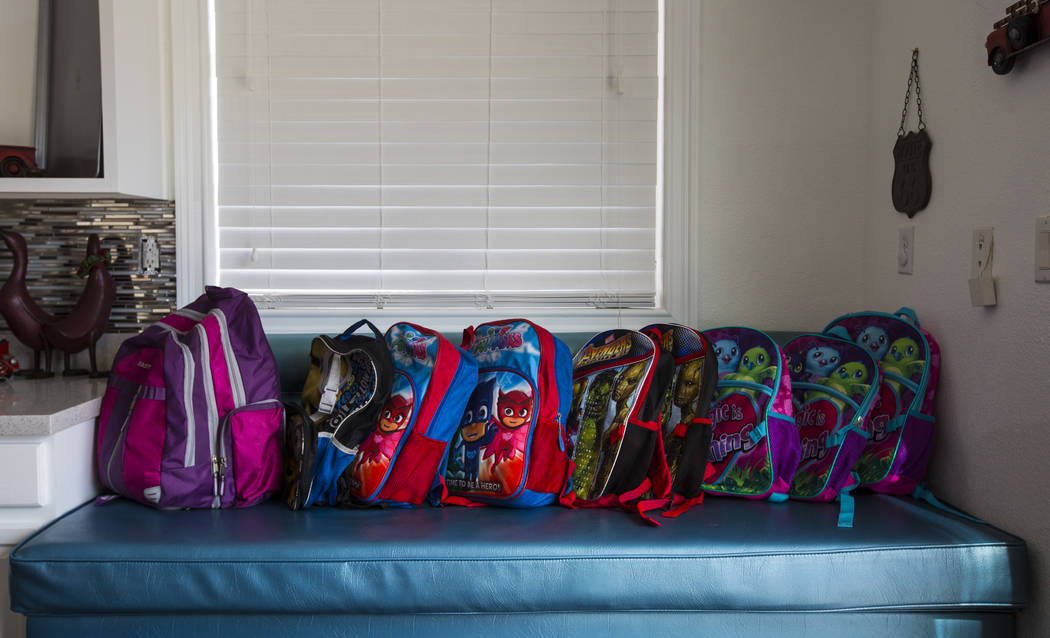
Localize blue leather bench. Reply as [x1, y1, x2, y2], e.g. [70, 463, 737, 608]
[8, 332, 1030, 637]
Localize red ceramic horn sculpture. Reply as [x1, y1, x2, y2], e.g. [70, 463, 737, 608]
[0, 230, 56, 378]
[43, 234, 116, 377]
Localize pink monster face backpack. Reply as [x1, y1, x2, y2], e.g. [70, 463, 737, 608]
[783, 334, 882, 527]
[700, 327, 801, 502]
[823, 307, 940, 495]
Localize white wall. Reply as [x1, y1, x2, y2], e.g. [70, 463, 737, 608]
[863, 2, 1050, 636]
[696, 0, 872, 330]
[0, 0, 38, 147]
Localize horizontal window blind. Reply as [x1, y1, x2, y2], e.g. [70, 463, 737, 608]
[214, 0, 660, 310]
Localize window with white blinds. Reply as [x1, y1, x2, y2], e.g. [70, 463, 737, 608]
[213, 0, 661, 310]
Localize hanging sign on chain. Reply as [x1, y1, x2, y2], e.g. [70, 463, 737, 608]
[891, 49, 932, 218]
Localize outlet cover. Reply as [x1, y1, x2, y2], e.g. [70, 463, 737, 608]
[898, 226, 914, 275]
[140, 235, 160, 277]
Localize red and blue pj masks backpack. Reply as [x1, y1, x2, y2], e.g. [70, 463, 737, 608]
[444, 319, 574, 507]
[346, 322, 478, 507]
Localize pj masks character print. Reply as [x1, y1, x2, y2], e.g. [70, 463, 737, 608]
[485, 390, 533, 464]
[483, 387, 535, 495]
[359, 394, 412, 463]
[456, 379, 497, 484]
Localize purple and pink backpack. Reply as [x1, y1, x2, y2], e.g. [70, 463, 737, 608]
[701, 327, 801, 501]
[823, 307, 940, 495]
[782, 334, 881, 526]
[97, 287, 283, 509]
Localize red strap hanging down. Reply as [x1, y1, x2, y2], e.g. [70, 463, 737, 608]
[443, 495, 486, 508]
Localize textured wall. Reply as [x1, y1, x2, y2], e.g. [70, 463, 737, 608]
[694, 0, 872, 330]
[0, 199, 177, 333]
[0, 0, 38, 147]
[863, 2, 1050, 635]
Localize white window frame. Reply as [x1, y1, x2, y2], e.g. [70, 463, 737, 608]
[172, 0, 701, 334]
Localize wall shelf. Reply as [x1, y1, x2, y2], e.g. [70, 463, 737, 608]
[0, 0, 172, 201]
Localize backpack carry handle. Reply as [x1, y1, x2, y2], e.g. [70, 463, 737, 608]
[339, 319, 384, 341]
[826, 325, 851, 341]
[894, 307, 920, 327]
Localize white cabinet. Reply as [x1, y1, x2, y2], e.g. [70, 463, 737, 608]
[0, 0, 172, 200]
[0, 376, 105, 638]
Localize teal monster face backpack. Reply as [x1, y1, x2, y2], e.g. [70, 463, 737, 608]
[782, 334, 881, 527]
[444, 319, 574, 508]
[700, 327, 801, 501]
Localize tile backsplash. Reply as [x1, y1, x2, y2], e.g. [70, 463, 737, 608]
[0, 199, 176, 333]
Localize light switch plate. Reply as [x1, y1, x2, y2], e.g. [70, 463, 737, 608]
[898, 226, 914, 275]
[970, 227, 997, 306]
[1036, 216, 1050, 283]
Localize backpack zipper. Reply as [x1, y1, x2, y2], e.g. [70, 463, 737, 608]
[195, 324, 221, 508]
[208, 309, 248, 504]
[105, 386, 143, 491]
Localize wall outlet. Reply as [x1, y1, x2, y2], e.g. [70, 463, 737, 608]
[898, 226, 914, 275]
[139, 235, 160, 277]
[970, 227, 997, 306]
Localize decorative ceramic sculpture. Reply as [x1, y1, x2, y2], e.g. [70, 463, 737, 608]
[43, 234, 116, 377]
[0, 230, 56, 378]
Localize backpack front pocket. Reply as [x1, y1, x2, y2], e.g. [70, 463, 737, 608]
[524, 417, 568, 494]
[381, 431, 447, 505]
[221, 400, 284, 507]
[98, 347, 167, 504]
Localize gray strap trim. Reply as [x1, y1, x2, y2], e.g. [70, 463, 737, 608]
[157, 322, 197, 468]
[194, 324, 221, 509]
[209, 308, 246, 408]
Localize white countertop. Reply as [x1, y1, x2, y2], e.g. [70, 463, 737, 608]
[0, 376, 108, 437]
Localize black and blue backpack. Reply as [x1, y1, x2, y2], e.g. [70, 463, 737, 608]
[283, 319, 393, 510]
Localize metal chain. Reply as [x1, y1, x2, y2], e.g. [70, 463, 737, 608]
[898, 49, 926, 136]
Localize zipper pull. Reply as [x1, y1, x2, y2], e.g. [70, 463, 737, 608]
[219, 457, 228, 498]
[211, 456, 221, 509]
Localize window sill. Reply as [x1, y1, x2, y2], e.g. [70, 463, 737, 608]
[258, 307, 680, 335]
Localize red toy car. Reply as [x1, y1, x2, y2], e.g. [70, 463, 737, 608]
[0, 146, 39, 177]
[986, 0, 1050, 74]
[0, 339, 19, 381]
